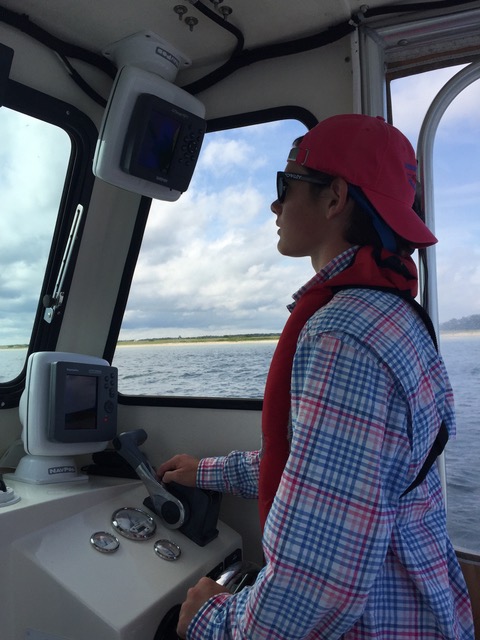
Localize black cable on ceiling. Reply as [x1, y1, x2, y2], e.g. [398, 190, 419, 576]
[55, 52, 107, 107]
[1, 0, 479, 103]
[0, 5, 117, 79]
[0, 4, 115, 106]
[181, 0, 480, 95]
[189, 0, 244, 56]
[182, 21, 355, 95]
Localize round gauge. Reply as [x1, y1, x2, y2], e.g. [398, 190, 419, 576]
[90, 531, 120, 554]
[154, 539, 181, 561]
[111, 507, 156, 540]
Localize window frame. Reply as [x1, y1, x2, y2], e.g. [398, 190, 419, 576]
[0, 79, 97, 408]
[106, 106, 317, 410]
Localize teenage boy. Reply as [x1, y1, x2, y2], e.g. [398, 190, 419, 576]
[159, 114, 474, 640]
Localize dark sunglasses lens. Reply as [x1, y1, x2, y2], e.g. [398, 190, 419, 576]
[277, 173, 287, 202]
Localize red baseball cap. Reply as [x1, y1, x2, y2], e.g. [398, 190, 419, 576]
[289, 114, 437, 248]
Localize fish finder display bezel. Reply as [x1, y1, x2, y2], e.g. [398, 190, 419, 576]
[20, 351, 118, 458]
[93, 65, 206, 201]
[121, 93, 205, 193]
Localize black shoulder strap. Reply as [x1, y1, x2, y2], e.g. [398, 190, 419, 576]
[332, 285, 449, 497]
[401, 420, 449, 496]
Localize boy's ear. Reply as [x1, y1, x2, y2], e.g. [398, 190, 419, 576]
[324, 177, 351, 220]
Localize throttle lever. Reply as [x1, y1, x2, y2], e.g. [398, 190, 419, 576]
[112, 429, 186, 529]
[215, 561, 243, 587]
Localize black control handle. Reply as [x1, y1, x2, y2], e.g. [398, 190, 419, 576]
[112, 428, 151, 471]
[113, 429, 186, 529]
[114, 429, 222, 546]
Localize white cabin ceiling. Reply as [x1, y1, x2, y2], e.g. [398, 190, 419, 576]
[2, 0, 480, 122]
[1, 0, 477, 73]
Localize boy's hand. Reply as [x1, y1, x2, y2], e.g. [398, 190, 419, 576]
[157, 454, 200, 487]
[177, 577, 228, 638]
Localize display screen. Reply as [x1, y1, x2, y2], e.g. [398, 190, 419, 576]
[137, 111, 181, 174]
[48, 360, 117, 444]
[20, 352, 117, 459]
[121, 92, 205, 193]
[64, 374, 98, 430]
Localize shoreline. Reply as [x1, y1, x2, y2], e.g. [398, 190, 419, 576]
[1, 330, 479, 350]
[116, 338, 280, 348]
[440, 330, 480, 339]
[118, 332, 480, 345]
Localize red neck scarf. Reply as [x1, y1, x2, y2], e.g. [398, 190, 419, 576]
[258, 246, 418, 531]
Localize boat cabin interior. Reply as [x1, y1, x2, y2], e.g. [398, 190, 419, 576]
[0, 0, 480, 638]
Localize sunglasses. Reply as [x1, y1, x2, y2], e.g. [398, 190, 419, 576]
[276, 171, 332, 203]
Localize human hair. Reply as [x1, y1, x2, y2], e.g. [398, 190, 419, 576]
[302, 164, 414, 255]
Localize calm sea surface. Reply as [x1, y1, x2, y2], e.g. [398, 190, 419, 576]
[0, 334, 478, 551]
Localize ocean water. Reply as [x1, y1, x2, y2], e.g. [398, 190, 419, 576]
[113, 336, 480, 551]
[437, 334, 480, 551]
[113, 341, 276, 398]
[0, 335, 478, 551]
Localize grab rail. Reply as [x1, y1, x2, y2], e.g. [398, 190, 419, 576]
[416, 60, 480, 503]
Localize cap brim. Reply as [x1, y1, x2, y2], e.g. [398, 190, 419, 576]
[362, 187, 438, 248]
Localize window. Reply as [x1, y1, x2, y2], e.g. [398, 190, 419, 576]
[0, 107, 71, 382]
[114, 119, 311, 398]
[391, 65, 480, 553]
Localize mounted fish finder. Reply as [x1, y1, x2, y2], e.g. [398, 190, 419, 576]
[13, 351, 118, 484]
[93, 32, 206, 201]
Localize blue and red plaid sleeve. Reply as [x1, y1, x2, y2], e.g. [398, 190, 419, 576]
[197, 450, 260, 499]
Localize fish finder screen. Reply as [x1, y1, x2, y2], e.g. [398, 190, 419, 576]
[121, 92, 205, 193]
[137, 111, 181, 173]
[64, 374, 97, 430]
[47, 359, 117, 444]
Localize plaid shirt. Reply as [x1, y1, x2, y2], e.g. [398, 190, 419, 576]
[193, 247, 474, 639]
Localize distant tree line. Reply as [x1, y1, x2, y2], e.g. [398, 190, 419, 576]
[118, 333, 281, 345]
[440, 314, 480, 331]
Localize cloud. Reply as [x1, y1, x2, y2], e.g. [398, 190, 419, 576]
[199, 137, 267, 175]
[390, 64, 480, 147]
[0, 114, 309, 345]
[390, 64, 480, 324]
[2, 69, 479, 350]
[120, 173, 312, 339]
[0, 108, 70, 344]
[391, 66, 463, 139]
[116, 119, 315, 339]
[120, 86, 480, 338]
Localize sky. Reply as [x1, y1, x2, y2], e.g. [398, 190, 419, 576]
[1, 63, 480, 345]
[390, 65, 480, 327]
[119, 63, 480, 340]
[0, 109, 70, 346]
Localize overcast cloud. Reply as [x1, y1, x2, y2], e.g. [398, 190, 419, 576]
[0, 109, 70, 345]
[391, 65, 480, 323]
[1, 64, 479, 346]
[119, 119, 311, 340]
[121, 65, 480, 340]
